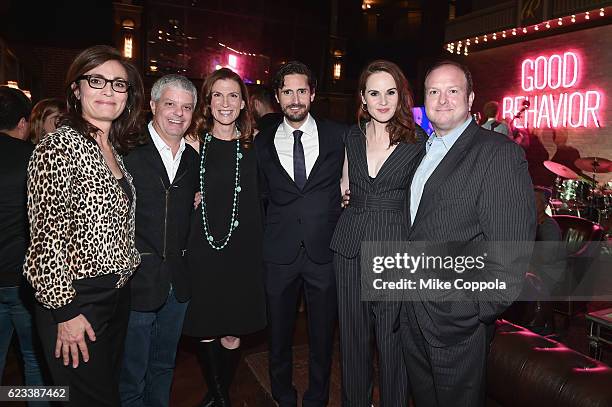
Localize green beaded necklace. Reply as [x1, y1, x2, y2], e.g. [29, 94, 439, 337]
[199, 132, 243, 250]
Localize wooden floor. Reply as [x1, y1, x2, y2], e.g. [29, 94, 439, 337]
[2, 307, 611, 407]
[168, 312, 350, 407]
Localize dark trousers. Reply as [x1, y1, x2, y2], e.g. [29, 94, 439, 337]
[36, 277, 130, 407]
[334, 254, 408, 407]
[264, 248, 337, 407]
[400, 303, 491, 407]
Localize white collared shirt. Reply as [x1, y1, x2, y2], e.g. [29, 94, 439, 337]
[148, 121, 186, 183]
[273, 113, 319, 180]
[481, 117, 509, 136]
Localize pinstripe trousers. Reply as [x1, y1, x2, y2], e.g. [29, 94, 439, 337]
[400, 302, 491, 407]
[334, 253, 409, 407]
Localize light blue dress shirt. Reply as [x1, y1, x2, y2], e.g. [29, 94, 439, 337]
[409, 118, 473, 225]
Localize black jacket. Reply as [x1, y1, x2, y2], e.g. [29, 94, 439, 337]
[0, 133, 33, 287]
[255, 117, 346, 264]
[123, 133, 199, 311]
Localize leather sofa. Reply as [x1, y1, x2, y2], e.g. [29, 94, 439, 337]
[551, 215, 605, 325]
[487, 320, 612, 407]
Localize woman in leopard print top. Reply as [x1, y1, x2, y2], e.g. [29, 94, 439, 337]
[23, 45, 144, 405]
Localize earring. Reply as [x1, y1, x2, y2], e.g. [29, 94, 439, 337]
[361, 103, 368, 112]
[127, 106, 132, 115]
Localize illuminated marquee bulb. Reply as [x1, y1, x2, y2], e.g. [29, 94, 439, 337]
[522, 27, 527, 33]
[558, 18, 563, 25]
[545, 21, 550, 28]
[483, 35, 488, 42]
[466, 39, 471, 45]
[585, 11, 590, 20]
[464, 48, 468, 56]
[534, 25, 539, 31]
[600, 8, 605, 17]
[492, 33, 497, 40]
[502, 31, 506, 38]
[475, 37, 479, 44]
[571, 15, 576, 22]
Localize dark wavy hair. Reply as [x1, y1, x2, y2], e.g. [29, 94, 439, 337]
[59, 45, 144, 154]
[272, 61, 317, 93]
[190, 68, 253, 147]
[357, 60, 416, 145]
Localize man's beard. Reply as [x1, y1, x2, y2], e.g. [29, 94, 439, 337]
[282, 104, 308, 123]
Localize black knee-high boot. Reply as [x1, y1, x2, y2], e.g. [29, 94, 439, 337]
[196, 341, 230, 407]
[220, 345, 241, 401]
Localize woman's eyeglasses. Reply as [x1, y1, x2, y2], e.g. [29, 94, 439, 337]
[77, 75, 131, 93]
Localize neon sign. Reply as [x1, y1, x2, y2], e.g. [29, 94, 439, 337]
[502, 51, 604, 128]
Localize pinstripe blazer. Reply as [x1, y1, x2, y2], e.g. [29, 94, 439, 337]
[330, 124, 424, 258]
[406, 120, 536, 346]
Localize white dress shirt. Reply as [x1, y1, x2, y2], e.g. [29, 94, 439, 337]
[274, 113, 319, 180]
[148, 121, 186, 183]
[410, 118, 473, 224]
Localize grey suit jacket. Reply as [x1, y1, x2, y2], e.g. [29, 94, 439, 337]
[406, 120, 536, 346]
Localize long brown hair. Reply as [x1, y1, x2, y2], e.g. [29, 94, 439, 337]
[190, 68, 253, 147]
[357, 60, 416, 145]
[59, 45, 144, 154]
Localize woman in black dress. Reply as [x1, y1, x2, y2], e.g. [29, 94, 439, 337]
[330, 60, 422, 406]
[183, 68, 266, 407]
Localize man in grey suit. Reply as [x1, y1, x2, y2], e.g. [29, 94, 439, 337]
[400, 61, 535, 406]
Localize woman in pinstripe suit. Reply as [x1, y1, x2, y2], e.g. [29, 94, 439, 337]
[330, 60, 423, 407]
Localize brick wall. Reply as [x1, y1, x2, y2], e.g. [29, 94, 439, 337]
[467, 24, 612, 186]
[30, 47, 83, 100]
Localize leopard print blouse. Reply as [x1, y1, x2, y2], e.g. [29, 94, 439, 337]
[23, 126, 140, 310]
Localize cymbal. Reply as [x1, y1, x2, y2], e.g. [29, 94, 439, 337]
[574, 157, 612, 173]
[544, 161, 579, 179]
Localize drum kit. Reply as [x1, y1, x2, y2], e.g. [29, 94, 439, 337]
[544, 157, 612, 231]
